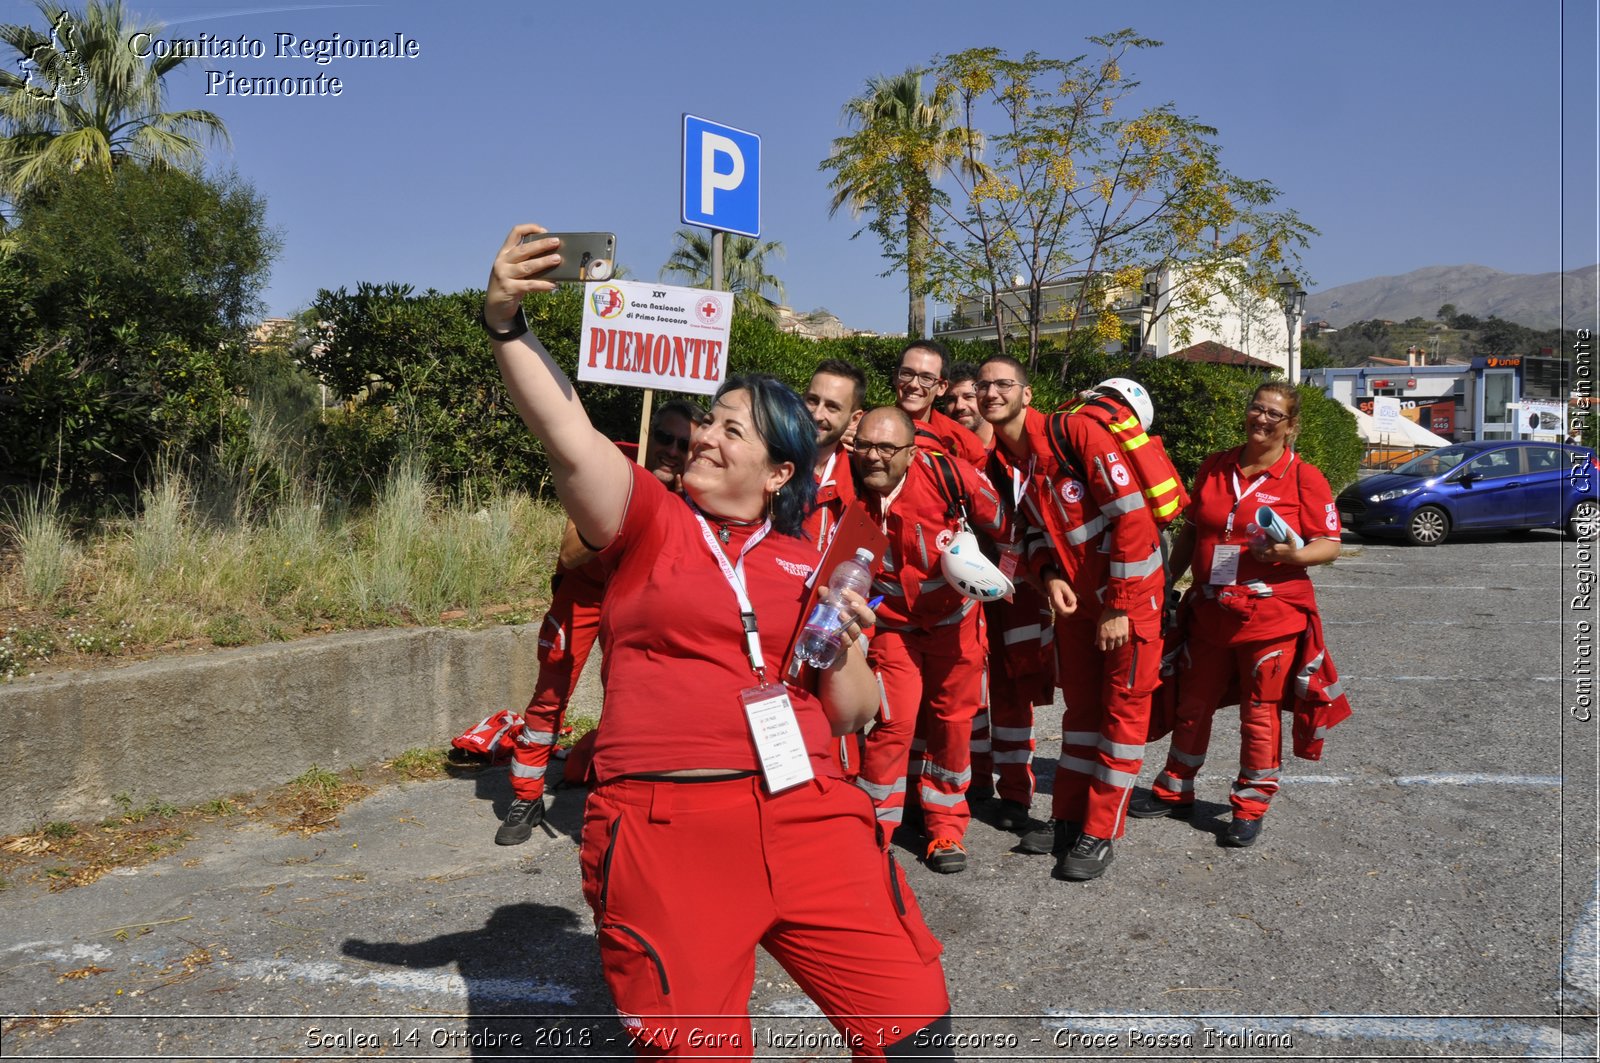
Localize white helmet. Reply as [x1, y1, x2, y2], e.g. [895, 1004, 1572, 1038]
[941, 529, 1014, 601]
[1094, 377, 1155, 430]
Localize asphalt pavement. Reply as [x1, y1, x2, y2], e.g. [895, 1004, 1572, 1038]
[2, 532, 1596, 1061]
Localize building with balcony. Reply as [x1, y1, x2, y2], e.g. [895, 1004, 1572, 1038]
[931, 262, 1297, 373]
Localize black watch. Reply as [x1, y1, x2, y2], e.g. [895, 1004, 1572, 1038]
[480, 304, 529, 342]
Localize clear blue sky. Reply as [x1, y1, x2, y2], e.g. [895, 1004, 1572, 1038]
[7, 0, 1596, 333]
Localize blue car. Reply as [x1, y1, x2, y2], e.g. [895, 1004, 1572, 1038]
[1336, 440, 1599, 546]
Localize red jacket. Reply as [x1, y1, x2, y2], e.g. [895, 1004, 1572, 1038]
[864, 452, 1008, 631]
[914, 408, 990, 468]
[804, 448, 858, 553]
[1150, 589, 1352, 760]
[992, 408, 1164, 631]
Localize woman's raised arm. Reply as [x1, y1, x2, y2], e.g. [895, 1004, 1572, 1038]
[485, 224, 634, 548]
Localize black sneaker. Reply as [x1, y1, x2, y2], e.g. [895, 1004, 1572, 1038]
[968, 783, 995, 805]
[1018, 819, 1080, 855]
[925, 837, 967, 874]
[495, 798, 545, 846]
[1128, 791, 1194, 819]
[1222, 815, 1263, 848]
[994, 799, 1033, 832]
[1053, 832, 1114, 881]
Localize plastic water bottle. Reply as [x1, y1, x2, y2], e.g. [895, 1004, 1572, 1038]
[794, 548, 874, 669]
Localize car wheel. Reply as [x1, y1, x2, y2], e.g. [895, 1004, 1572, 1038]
[1406, 506, 1450, 546]
[1569, 498, 1600, 541]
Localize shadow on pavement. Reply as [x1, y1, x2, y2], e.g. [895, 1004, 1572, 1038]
[342, 902, 619, 1059]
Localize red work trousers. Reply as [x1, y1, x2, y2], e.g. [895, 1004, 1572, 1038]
[579, 775, 950, 1060]
[969, 594, 1054, 805]
[1151, 630, 1299, 819]
[1050, 613, 1160, 840]
[859, 613, 987, 842]
[510, 575, 604, 802]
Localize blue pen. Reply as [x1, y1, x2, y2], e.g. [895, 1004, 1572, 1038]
[867, 596, 885, 609]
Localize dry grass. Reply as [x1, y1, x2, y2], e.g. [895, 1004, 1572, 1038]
[0, 465, 565, 680]
[0, 754, 471, 892]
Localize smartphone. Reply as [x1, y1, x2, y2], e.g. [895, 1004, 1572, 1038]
[519, 231, 616, 282]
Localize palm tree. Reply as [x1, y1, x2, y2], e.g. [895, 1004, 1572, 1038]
[0, 0, 230, 201]
[822, 69, 983, 340]
[662, 228, 787, 321]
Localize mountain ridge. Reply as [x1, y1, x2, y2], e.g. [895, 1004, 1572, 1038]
[1306, 264, 1597, 331]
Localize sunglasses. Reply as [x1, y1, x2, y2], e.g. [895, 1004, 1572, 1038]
[651, 428, 691, 453]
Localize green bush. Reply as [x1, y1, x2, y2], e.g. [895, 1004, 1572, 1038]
[0, 165, 276, 510]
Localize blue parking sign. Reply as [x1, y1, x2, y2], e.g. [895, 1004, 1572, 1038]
[682, 114, 760, 238]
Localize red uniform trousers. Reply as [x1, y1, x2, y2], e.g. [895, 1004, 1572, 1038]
[510, 573, 604, 802]
[969, 593, 1054, 805]
[1151, 628, 1300, 819]
[1050, 612, 1160, 840]
[858, 612, 987, 841]
[579, 775, 949, 1060]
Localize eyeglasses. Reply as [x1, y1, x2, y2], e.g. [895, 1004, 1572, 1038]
[975, 379, 1019, 394]
[854, 440, 915, 460]
[1246, 403, 1289, 424]
[651, 428, 691, 453]
[895, 368, 943, 388]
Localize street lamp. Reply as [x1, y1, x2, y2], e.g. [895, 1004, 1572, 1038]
[1276, 267, 1307, 383]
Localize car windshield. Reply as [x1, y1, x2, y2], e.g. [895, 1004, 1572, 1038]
[1393, 446, 1475, 478]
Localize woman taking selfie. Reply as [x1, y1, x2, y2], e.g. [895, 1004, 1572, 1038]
[482, 225, 952, 1060]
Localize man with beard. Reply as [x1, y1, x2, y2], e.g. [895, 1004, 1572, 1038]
[979, 356, 1163, 881]
[943, 363, 994, 450]
[801, 359, 866, 550]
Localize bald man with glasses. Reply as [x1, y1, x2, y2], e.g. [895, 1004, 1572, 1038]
[848, 407, 1008, 874]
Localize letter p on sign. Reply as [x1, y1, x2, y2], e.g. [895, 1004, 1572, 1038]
[682, 114, 760, 238]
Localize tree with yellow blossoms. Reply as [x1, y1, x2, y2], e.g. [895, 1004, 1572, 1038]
[883, 30, 1315, 376]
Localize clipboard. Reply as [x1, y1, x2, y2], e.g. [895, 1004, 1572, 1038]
[783, 500, 887, 681]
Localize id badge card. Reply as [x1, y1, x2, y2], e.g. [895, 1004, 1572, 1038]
[998, 546, 1021, 602]
[740, 683, 814, 793]
[1208, 544, 1241, 586]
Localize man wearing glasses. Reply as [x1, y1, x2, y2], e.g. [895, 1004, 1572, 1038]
[494, 399, 703, 845]
[849, 407, 1008, 874]
[980, 356, 1164, 883]
[894, 340, 989, 466]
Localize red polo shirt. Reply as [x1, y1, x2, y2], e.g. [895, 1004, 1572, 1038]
[593, 465, 840, 781]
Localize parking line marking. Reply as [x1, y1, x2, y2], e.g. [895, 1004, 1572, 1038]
[1343, 675, 1558, 682]
[1393, 773, 1564, 786]
[230, 958, 579, 1005]
[1143, 773, 1565, 787]
[1567, 892, 1599, 1006]
[1326, 619, 1563, 626]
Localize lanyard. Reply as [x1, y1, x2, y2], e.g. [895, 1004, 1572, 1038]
[691, 507, 772, 683]
[1225, 468, 1271, 541]
[1012, 454, 1033, 509]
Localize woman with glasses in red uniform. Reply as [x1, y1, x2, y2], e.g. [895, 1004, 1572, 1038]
[1130, 381, 1344, 848]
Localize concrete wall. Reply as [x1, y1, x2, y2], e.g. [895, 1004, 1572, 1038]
[0, 625, 603, 836]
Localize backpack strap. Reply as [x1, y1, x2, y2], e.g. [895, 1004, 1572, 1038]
[924, 450, 970, 522]
[1043, 411, 1087, 484]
